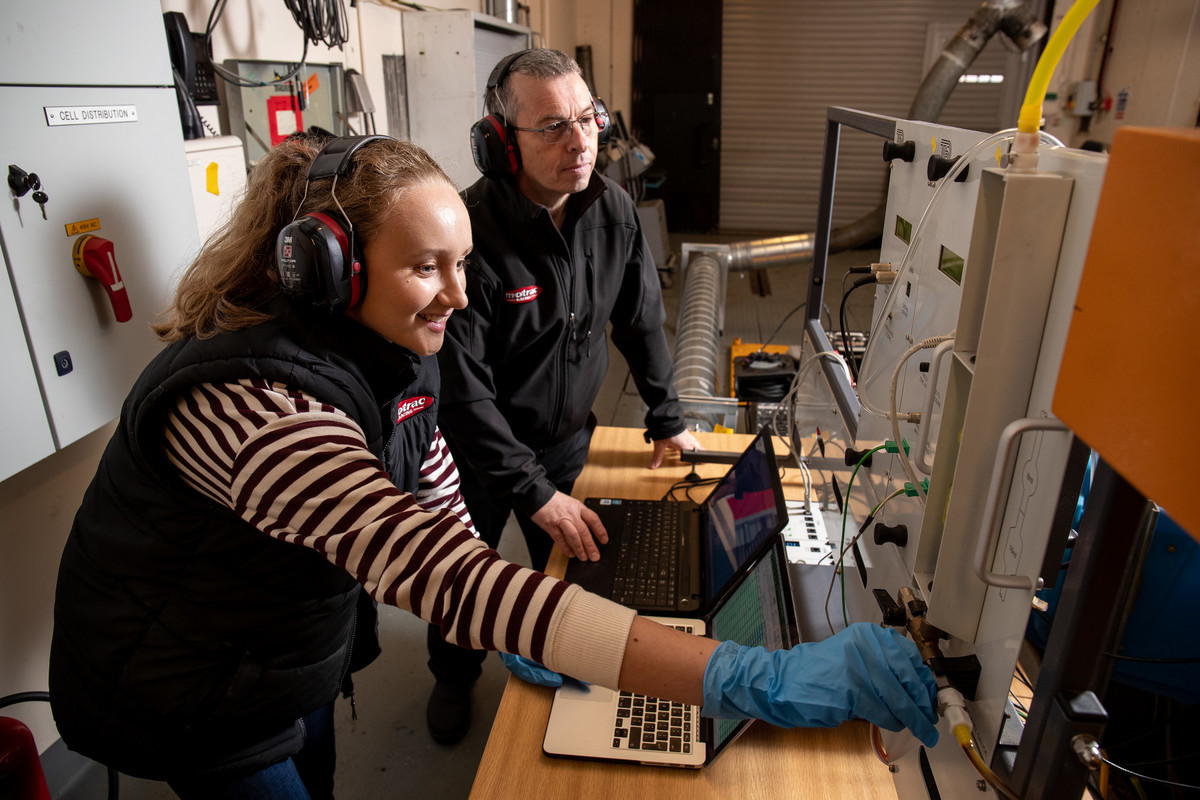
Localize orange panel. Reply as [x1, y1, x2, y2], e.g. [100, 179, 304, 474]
[1053, 126, 1200, 540]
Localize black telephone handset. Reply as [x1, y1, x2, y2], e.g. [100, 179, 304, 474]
[163, 12, 220, 140]
[164, 12, 196, 97]
[164, 11, 203, 139]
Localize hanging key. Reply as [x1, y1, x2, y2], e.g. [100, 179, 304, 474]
[31, 190, 48, 219]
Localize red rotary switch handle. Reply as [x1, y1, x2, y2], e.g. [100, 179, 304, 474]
[72, 235, 132, 323]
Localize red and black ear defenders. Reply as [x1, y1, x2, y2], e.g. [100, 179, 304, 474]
[469, 49, 611, 180]
[276, 135, 393, 312]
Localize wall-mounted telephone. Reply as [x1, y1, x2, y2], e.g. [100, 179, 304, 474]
[163, 12, 219, 140]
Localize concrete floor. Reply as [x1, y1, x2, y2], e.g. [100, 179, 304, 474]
[111, 235, 878, 800]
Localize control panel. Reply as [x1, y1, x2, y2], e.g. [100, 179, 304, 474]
[1, 3, 201, 481]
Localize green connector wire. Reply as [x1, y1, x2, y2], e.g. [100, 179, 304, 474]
[835, 440, 914, 630]
[904, 478, 931, 497]
[837, 443, 887, 629]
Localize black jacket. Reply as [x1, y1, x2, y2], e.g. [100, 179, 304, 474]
[49, 300, 437, 780]
[439, 173, 685, 516]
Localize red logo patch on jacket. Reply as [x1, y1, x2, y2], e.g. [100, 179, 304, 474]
[396, 395, 433, 423]
[504, 285, 542, 304]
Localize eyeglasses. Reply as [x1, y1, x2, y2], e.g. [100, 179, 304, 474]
[511, 112, 604, 144]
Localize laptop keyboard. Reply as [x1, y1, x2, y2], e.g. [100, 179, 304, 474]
[612, 625, 698, 753]
[611, 501, 680, 607]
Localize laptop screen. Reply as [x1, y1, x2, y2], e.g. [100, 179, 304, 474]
[703, 432, 787, 600]
[707, 542, 795, 751]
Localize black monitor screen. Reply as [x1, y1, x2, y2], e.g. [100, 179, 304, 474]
[703, 432, 784, 600]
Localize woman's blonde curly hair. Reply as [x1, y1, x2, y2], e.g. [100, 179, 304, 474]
[154, 135, 454, 342]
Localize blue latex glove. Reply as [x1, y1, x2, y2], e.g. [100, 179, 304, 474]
[701, 623, 940, 747]
[499, 652, 565, 688]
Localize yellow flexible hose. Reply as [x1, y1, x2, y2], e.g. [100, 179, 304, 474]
[954, 724, 1023, 799]
[1018, 0, 1101, 133]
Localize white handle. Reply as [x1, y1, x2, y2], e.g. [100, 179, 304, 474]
[973, 417, 1071, 590]
[914, 339, 955, 475]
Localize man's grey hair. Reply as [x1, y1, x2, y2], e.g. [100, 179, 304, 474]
[486, 48, 583, 122]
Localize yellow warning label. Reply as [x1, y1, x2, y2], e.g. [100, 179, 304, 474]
[65, 218, 101, 236]
[206, 162, 220, 195]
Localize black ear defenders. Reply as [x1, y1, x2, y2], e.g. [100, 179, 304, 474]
[276, 135, 392, 312]
[469, 50, 611, 180]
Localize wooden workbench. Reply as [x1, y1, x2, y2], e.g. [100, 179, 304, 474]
[468, 426, 899, 800]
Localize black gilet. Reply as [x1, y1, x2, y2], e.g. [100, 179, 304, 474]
[49, 299, 439, 780]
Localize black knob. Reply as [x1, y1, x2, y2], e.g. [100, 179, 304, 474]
[8, 165, 31, 197]
[844, 447, 874, 468]
[883, 140, 916, 163]
[874, 522, 909, 548]
[927, 155, 968, 183]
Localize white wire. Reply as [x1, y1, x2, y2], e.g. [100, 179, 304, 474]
[781, 350, 853, 413]
[857, 128, 1064, 419]
[888, 333, 955, 505]
[770, 349, 850, 469]
[797, 453, 813, 506]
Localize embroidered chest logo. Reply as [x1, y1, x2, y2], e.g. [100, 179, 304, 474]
[504, 285, 542, 304]
[396, 395, 433, 423]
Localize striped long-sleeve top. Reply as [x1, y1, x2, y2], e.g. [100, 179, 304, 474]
[161, 378, 635, 687]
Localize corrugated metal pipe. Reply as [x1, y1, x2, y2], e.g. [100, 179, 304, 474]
[673, 252, 724, 430]
[911, 0, 1046, 123]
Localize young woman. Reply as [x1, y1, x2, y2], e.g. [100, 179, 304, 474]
[49, 135, 938, 800]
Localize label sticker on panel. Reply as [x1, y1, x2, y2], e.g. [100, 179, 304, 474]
[45, 106, 138, 126]
[65, 218, 101, 236]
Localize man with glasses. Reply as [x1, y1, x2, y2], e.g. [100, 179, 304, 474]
[425, 48, 701, 744]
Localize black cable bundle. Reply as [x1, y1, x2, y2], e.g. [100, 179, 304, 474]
[284, 0, 350, 49]
[205, 0, 351, 89]
[733, 352, 797, 402]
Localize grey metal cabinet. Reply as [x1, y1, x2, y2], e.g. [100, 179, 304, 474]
[402, 11, 530, 190]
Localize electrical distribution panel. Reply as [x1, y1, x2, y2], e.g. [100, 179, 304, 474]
[222, 61, 348, 168]
[0, 2, 201, 482]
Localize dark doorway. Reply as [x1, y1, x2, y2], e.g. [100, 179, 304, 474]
[631, 0, 722, 234]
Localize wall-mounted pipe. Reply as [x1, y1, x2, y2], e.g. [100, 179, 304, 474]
[726, 205, 887, 271]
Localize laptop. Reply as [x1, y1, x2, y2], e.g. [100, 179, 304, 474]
[543, 537, 799, 768]
[566, 430, 788, 615]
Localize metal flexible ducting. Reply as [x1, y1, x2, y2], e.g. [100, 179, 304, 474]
[726, 205, 886, 271]
[910, 0, 1046, 124]
[672, 251, 724, 429]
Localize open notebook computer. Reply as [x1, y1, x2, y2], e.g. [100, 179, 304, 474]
[565, 430, 788, 615]
[543, 537, 799, 768]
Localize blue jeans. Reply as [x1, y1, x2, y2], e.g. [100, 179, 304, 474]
[168, 703, 336, 800]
